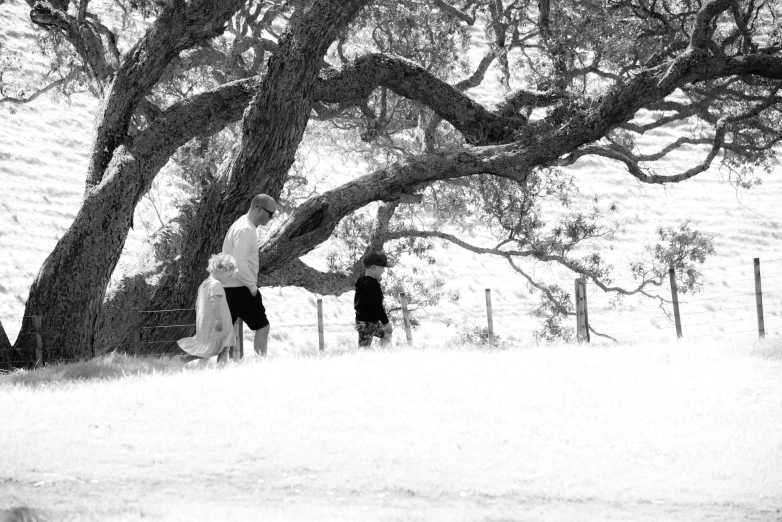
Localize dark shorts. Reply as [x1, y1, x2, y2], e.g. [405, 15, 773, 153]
[355, 321, 386, 347]
[225, 286, 270, 331]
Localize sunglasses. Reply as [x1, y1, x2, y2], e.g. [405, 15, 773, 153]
[256, 205, 274, 217]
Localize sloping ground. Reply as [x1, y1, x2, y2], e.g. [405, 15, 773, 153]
[1, 343, 781, 521]
[1, 0, 781, 353]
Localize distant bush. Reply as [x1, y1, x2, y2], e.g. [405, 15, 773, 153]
[446, 326, 519, 349]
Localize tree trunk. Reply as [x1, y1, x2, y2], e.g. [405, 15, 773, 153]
[133, 0, 370, 353]
[0, 320, 11, 356]
[3, 2, 249, 369]
[7, 148, 143, 366]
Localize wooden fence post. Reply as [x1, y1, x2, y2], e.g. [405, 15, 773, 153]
[485, 288, 495, 348]
[574, 278, 590, 343]
[317, 298, 325, 351]
[32, 315, 43, 368]
[399, 292, 413, 346]
[231, 319, 244, 361]
[669, 268, 683, 339]
[131, 308, 141, 356]
[754, 258, 765, 339]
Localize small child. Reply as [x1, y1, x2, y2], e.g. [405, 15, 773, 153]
[354, 251, 394, 348]
[178, 253, 238, 365]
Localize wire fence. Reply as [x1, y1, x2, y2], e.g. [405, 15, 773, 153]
[1, 258, 781, 366]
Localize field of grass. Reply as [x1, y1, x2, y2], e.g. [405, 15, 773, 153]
[1, 340, 781, 521]
[2, 4, 782, 519]
[2, 0, 782, 352]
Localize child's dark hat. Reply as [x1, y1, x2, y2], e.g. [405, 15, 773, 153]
[362, 252, 394, 268]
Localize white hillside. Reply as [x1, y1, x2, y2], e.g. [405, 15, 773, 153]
[1, 0, 781, 351]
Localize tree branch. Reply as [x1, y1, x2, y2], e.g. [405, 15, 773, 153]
[123, 47, 781, 282]
[0, 67, 83, 105]
[431, 0, 475, 25]
[85, 0, 246, 192]
[423, 50, 498, 151]
[690, 0, 736, 50]
[559, 127, 724, 185]
[496, 88, 569, 117]
[386, 229, 535, 257]
[120, 49, 781, 185]
[618, 104, 703, 134]
[77, 0, 88, 25]
[132, 77, 262, 178]
[262, 258, 354, 295]
[313, 53, 526, 145]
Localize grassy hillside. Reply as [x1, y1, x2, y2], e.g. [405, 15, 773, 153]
[1, 341, 781, 521]
[1, 0, 781, 352]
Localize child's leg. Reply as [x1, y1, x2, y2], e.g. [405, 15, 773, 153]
[179, 353, 201, 363]
[216, 346, 230, 364]
[197, 356, 210, 366]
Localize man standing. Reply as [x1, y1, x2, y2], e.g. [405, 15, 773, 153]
[222, 193, 277, 357]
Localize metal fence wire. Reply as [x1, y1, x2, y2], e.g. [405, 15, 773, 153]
[1, 258, 780, 365]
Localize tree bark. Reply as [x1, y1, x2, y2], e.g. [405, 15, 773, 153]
[85, 0, 246, 191]
[314, 54, 524, 144]
[7, 149, 145, 365]
[0, 320, 11, 355]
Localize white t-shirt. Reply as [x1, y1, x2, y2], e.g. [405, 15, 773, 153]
[222, 214, 259, 294]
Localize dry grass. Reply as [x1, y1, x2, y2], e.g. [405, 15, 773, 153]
[0, 352, 185, 387]
[1, 340, 781, 520]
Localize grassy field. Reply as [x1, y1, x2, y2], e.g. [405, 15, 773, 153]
[1, 340, 781, 521]
[2, 3, 782, 519]
[2, 0, 782, 352]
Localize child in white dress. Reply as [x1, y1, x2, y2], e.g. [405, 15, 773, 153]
[178, 253, 238, 365]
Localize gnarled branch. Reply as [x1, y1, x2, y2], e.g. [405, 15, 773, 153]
[85, 0, 246, 192]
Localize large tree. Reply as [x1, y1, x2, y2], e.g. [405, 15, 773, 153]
[1, 0, 780, 366]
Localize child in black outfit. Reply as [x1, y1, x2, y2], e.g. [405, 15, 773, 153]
[354, 251, 394, 347]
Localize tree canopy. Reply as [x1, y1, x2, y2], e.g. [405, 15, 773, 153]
[1, 0, 780, 365]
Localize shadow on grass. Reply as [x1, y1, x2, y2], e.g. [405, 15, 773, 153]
[1, 506, 49, 522]
[2, 338, 778, 388]
[1, 505, 149, 522]
[0, 352, 187, 387]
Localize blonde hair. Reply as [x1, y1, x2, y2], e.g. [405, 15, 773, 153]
[207, 253, 236, 274]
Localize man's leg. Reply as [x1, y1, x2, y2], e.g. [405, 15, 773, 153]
[254, 324, 270, 356]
